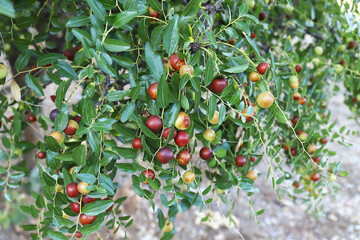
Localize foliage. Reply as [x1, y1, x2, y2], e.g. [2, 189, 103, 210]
[0, 0, 359, 239]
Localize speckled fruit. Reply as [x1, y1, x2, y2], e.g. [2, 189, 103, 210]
[66, 182, 80, 198]
[77, 181, 90, 195]
[146, 116, 163, 133]
[200, 147, 213, 160]
[37, 151, 46, 159]
[164, 222, 173, 232]
[175, 112, 190, 130]
[209, 76, 228, 94]
[64, 120, 79, 135]
[70, 202, 81, 214]
[157, 147, 174, 164]
[183, 171, 195, 184]
[142, 169, 155, 184]
[79, 214, 96, 225]
[256, 91, 274, 108]
[292, 181, 300, 189]
[132, 138, 142, 149]
[203, 129, 216, 142]
[257, 63, 269, 75]
[249, 72, 260, 82]
[179, 64, 194, 77]
[208, 111, 219, 124]
[293, 92, 301, 100]
[175, 131, 190, 147]
[299, 97, 307, 105]
[307, 144, 317, 154]
[235, 155, 247, 167]
[50, 131, 64, 145]
[177, 150, 191, 165]
[147, 82, 158, 100]
[246, 170, 258, 180]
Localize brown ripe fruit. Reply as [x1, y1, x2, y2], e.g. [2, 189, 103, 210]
[37, 151, 46, 159]
[175, 112, 191, 130]
[257, 63, 270, 75]
[142, 169, 155, 184]
[299, 97, 307, 105]
[50, 131, 65, 145]
[76, 231, 83, 238]
[79, 214, 96, 225]
[64, 120, 79, 135]
[183, 171, 195, 184]
[283, 143, 290, 151]
[256, 91, 274, 108]
[132, 138, 142, 149]
[249, 72, 260, 82]
[149, 7, 160, 22]
[209, 76, 228, 94]
[291, 116, 299, 125]
[66, 182, 80, 198]
[179, 64, 194, 77]
[295, 65, 302, 72]
[146, 115, 163, 132]
[70, 202, 81, 214]
[168, 54, 185, 70]
[259, 11, 267, 21]
[174, 131, 190, 147]
[291, 148, 297, 156]
[235, 155, 247, 167]
[203, 129, 216, 142]
[307, 144, 317, 154]
[200, 147, 213, 160]
[227, 37, 235, 44]
[320, 138, 328, 144]
[176, 150, 191, 165]
[339, 60, 346, 66]
[246, 170, 258, 180]
[250, 156, 256, 162]
[163, 222, 174, 233]
[50, 109, 59, 122]
[147, 82, 158, 100]
[77, 181, 90, 195]
[28, 114, 36, 122]
[163, 127, 177, 139]
[64, 49, 75, 61]
[311, 173, 320, 182]
[293, 92, 301, 100]
[251, 32, 256, 39]
[292, 181, 300, 189]
[313, 156, 321, 163]
[348, 41, 356, 49]
[157, 147, 174, 164]
[241, 106, 255, 122]
[50, 95, 56, 102]
[82, 195, 97, 204]
[72, 115, 82, 124]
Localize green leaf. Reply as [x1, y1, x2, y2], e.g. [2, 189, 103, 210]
[106, 89, 131, 101]
[79, 218, 103, 235]
[121, 102, 135, 123]
[208, 95, 216, 120]
[99, 174, 115, 195]
[92, 118, 116, 131]
[45, 136, 62, 152]
[16, 16, 39, 29]
[157, 75, 170, 108]
[269, 104, 288, 124]
[115, 163, 136, 173]
[88, 130, 100, 153]
[15, 50, 34, 71]
[54, 61, 78, 79]
[224, 63, 248, 73]
[0, 0, 15, 18]
[114, 10, 138, 28]
[66, 15, 90, 27]
[77, 173, 96, 184]
[149, 0, 161, 11]
[145, 42, 165, 81]
[104, 39, 130, 52]
[204, 58, 214, 85]
[244, 35, 260, 62]
[86, 0, 106, 21]
[206, 31, 218, 48]
[42, 172, 56, 186]
[151, 25, 166, 50]
[73, 145, 86, 166]
[163, 14, 179, 55]
[38, 53, 66, 66]
[47, 231, 68, 240]
[72, 28, 93, 45]
[113, 147, 138, 159]
[25, 74, 44, 96]
[54, 106, 69, 132]
[202, 185, 212, 195]
[183, 0, 202, 17]
[235, 21, 251, 36]
[82, 200, 114, 216]
[215, 149, 226, 158]
[164, 103, 180, 127]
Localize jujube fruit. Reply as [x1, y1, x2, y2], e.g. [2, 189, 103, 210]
[77, 181, 90, 195]
[28, 114, 36, 122]
[183, 171, 195, 184]
[66, 182, 80, 198]
[256, 91, 274, 108]
[203, 129, 216, 142]
[249, 72, 260, 82]
[175, 112, 190, 130]
[175, 131, 190, 147]
[79, 214, 96, 225]
[163, 127, 177, 139]
[235, 155, 247, 167]
[64, 120, 79, 136]
[146, 115, 163, 132]
[50, 131, 65, 145]
[50, 109, 59, 122]
[176, 150, 191, 165]
[147, 82, 158, 100]
[142, 169, 155, 184]
[209, 76, 228, 94]
[257, 63, 269, 75]
[200, 147, 213, 160]
[37, 151, 46, 159]
[70, 202, 81, 214]
[132, 138, 142, 149]
[157, 147, 174, 164]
